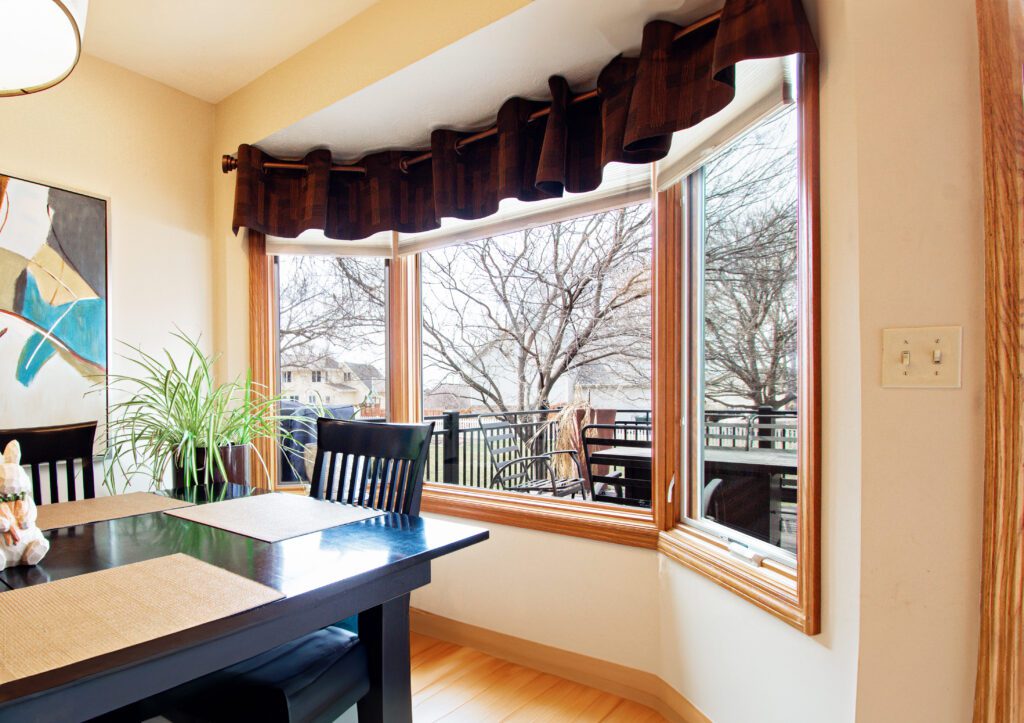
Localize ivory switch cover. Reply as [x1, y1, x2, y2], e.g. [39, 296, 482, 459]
[881, 326, 962, 388]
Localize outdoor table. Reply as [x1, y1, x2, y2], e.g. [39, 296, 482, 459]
[587, 445, 653, 503]
[703, 447, 798, 476]
[586, 446, 798, 506]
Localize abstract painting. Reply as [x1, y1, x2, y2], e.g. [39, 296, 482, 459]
[0, 174, 107, 445]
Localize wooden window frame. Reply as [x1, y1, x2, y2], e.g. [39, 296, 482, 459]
[657, 53, 821, 634]
[248, 230, 279, 489]
[387, 233, 423, 424]
[974, 0, 1023, 718]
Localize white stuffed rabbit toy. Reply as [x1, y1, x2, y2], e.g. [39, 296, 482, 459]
[0, 440, 49, 571]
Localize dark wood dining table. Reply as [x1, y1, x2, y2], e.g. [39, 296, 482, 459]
[0, 484, 488, 723]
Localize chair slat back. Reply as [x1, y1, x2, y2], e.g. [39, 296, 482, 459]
[0, 422, 98, 504]
[478, 413, 548, 489]
[581, 423, 652, 507]
[309, 418, 434, 515]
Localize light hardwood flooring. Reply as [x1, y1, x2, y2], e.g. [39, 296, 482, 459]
[409, 632, 667, 722]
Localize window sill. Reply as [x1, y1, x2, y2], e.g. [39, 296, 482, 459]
[657, 524, 818, 634]
[421, 483, 660, 548]
[422, 485, 817, 633]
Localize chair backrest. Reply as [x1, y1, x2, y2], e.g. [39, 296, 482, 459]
[477, 412, 551, 489]
[581, 423, 652, 506]
[309, 418, 435, 515]
[0, 421, 98, 504]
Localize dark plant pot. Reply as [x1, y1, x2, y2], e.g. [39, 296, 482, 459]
[172, 444, 251, 489]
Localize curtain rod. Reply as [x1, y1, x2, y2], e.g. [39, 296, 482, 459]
[221, 10, 722, 176]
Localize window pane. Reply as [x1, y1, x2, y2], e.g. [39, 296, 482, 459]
[695, 106, 799, 556]
[421, 203, 653, 508]
[276, 255, 387, 484]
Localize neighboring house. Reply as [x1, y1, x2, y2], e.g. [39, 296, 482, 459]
[281, 356, 385, 409]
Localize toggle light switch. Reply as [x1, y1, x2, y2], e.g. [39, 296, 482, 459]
[882, 326, 962, 388]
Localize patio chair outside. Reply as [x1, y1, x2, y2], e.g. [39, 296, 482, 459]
[477, 412, 585, 498]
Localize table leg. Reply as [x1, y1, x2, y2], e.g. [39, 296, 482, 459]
[358, 593, 412, 723]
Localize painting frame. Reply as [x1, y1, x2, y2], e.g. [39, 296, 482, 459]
[0, 171, 110, 451]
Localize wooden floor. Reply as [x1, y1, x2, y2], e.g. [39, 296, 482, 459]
[410, 632, 667, 722]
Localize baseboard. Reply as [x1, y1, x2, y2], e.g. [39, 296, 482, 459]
[409, 608, 710, 723]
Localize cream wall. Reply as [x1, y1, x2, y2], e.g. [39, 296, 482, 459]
[845, 0, 984, 719]
[0, 55, 216, 357]
[415, 516, 662, 673]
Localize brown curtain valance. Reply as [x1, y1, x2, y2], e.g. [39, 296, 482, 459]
[231, 0, 816, 240]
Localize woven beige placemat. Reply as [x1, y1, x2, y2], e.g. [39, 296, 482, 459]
[0, 553, 283, 686]
[164, 492, 383, 543]
[35, 492, 194, 531]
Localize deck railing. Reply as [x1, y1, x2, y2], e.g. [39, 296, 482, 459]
[422, 407, 796, 487]
[280, 405, 795, 486]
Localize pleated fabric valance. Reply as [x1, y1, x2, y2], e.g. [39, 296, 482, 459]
[231, 0, 816, 241]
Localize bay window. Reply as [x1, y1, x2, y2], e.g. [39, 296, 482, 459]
[260, 53, 819, 633]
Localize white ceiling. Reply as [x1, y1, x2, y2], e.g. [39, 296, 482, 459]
[258, 0, 724, 159]
[83, 0, 379, 103]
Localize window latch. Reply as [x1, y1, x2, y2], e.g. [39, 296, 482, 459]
[667, 475, 676, 503]
[727, 542, 765, 567]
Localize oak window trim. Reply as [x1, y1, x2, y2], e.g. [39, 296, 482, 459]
[974, 0, 1024, 717]
[386, 233, 423, 424]
[657, 52, 821, 635]
[421, 482, 660, 548]
[247, 230, 280, 489]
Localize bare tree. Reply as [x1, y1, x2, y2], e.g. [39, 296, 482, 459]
[276, 105, 796, 416]
[701, 108, 798, 410]
[278, 255, 385, 366]
[421, 204, 652, 412]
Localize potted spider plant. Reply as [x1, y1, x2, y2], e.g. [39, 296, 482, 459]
[103, 331, 297, 494]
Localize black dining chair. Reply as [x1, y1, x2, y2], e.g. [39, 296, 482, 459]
[136, 418, 435, 723]
[309, 417, 435, 515]
[0, 421, 97, 504]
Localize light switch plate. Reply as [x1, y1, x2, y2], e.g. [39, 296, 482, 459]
[882, 326, 962, 388]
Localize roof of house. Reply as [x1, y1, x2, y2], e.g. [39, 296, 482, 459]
[281, 355, 382, 389]
[346, 362, 384, 389]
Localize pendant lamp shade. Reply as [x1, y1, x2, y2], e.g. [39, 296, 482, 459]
[0, 0, 88, 97]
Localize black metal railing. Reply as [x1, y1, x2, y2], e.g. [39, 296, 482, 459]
[423, 409, 558, 488]
[424, 406, 795, 487]
[280, 405, 796, 486]
[703, 407, 798, 451]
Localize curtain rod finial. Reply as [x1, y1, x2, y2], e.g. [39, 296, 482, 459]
[222, 155, 238, 173]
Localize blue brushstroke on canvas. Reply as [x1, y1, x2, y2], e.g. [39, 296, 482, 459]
[15, 273, 106, 386]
